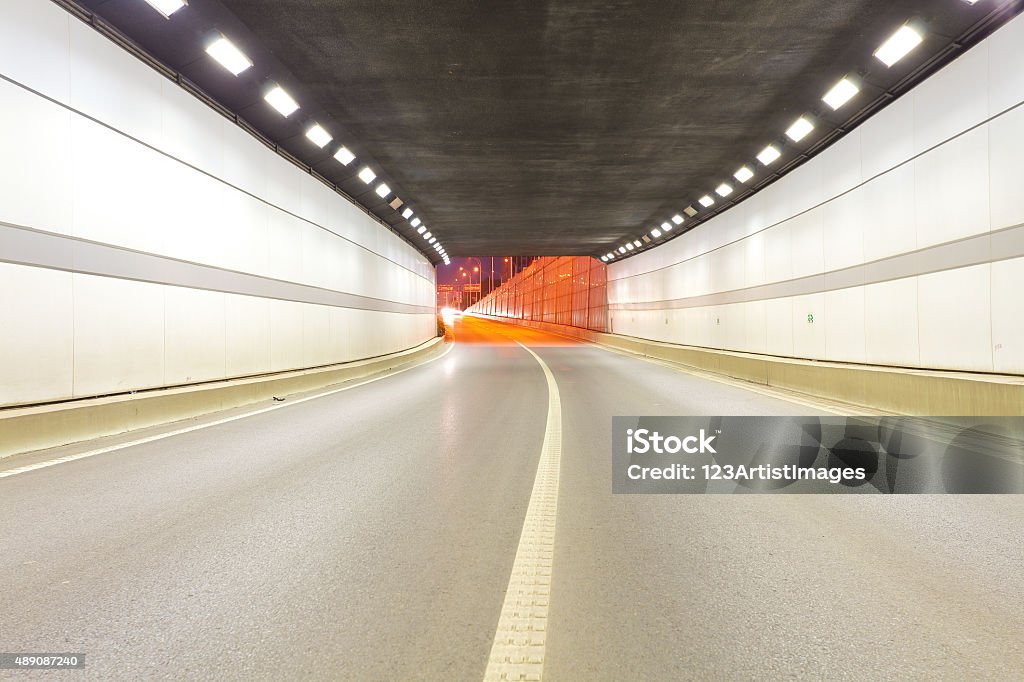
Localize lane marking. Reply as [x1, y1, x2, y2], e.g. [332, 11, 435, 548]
[484, 341, 562, 682]
[0, 342, 454, 480]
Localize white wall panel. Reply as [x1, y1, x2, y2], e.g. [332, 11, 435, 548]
[791, 293, 825, 359]
[991, 257, 1024, 374]
[744, 300, 768, 355]
[914, 126, 990, 248]
[73, 274, 166, 396]
[912, 42, 989, 155]
[862, 163, 916, 263]
[0, 264, 73, 406]
[72, 118, 168, 254]
[864, 278, 919, 368]
[788, 208, 824, 280]
[160, 81, 225, 178]
[302, 304, 333, 369]
[824, 287, 865, 364]
[822, 186, 865, 272]
[819, 128, 862, 201]
[225, 294, 271, 378]
[860, 97, 914, 180]
[165, 287, 226, 385]
[918, 265, 992, 373]
[988, 12, 1024, 114]
[68, 20, 163, 149]
[0, 80, 73, 235]
[763, 221, 792, 283]
[269, 300, 305, 373]
[0, 0, 70, 104]
[988, 105, 1024, 232]
[764, 298, 794, 358]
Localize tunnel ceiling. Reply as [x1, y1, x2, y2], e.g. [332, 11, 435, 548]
[78, 0, 1019, 259]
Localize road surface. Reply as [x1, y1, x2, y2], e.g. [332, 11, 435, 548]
[2, 316, 1022, 680]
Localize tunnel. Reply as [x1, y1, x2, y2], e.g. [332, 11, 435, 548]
[2, 0, 1024, 679]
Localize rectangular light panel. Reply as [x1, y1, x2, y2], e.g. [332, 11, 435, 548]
[264, 86, 299, 117]
[206, 37, 252, 75]
[375, 183, 391, 198]
[874, 25, 923, 67]
[786, 117, 814, 142]
[715, 183, 733, 197]
[334, 146, 356, 165]
[305, 124, 332, 148]
[143, 0, 186, 18]
[698, 195, 715, 207]
[734, 166, 754, 183]
[757, 145, 781, 165]
[358, 167, 377, 184]
[822, 77, 859, 110]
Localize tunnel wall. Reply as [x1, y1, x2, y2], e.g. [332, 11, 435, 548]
[607, 13, 1024, 376]
[467, 256, 607, 331]
[0, 0, 436, 409]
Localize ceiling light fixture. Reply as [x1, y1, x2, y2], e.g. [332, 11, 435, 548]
[822, 77, 859, 110]
[142, 0, 186, 18]
[874, 25, 923, 67]
[402, 208, 414, 219]
[757, 145, 781, 165]
[423, 231, 432, 240]
[417, 225, 426, 234]
[206, 37, 252, 76]
[410, 217, 421, 228]
[619, 246, 627, 254]
[633, 240, 642, 248]
[305, 124, 332, 148]
[671, 214, 684, 225]
[357, 167, 377, 184]
[651, 228, 662, 238]
[334, 146, 355, 166]
[734, 166, 754, 183]
[264, 86, 299, 117]
[626, 243, 635, 251]
[661, 221, 672, 232]
[699, 195, 715, 207]
[375, 183, 391, 198]
[786, 116, 814, 142]
[716, 183, 733, 197]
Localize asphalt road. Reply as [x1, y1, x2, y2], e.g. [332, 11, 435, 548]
[1, 316, 1022, 680]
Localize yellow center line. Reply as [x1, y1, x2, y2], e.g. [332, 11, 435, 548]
[484, 340, 563, 682]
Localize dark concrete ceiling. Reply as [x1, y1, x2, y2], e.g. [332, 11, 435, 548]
[78, 0, 1021, 259]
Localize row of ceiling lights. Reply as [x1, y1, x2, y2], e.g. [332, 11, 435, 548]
[141, 0, 450, 266]
[599, 3, 983, 264]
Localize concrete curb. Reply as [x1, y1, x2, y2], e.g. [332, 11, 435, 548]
[0, 337, 447, 459]
[468, 315, 1024, 415]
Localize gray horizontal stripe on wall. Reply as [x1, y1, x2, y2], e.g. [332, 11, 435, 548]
[0, 71, 434, 286]
[0, 221, 435, 316]
[609, 222, 1024, 312]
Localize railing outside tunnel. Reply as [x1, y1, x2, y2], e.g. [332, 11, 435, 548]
[466, 256, 607, 332]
